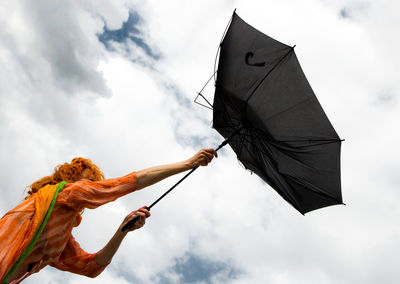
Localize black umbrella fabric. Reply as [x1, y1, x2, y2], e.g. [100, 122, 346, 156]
[212, 12, 343, 214]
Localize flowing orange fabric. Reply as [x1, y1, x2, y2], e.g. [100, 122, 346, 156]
[0, 172, 137, 282]
[0, 183, 59, 282]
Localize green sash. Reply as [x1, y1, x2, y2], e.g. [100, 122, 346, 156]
[2, 181, 68, 284]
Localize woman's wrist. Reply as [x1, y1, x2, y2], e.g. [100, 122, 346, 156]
[116, 227, 128, 237]
[182, 159, 195, 170]
[95, 228, 127, 266]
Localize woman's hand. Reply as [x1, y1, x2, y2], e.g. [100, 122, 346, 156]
[186, 148, 218, 168]
[120, 206, 151, 232]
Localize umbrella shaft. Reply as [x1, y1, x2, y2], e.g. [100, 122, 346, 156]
[215, 126, 244, 151]
[150, 127, 243, 209]
[148, 166, 198, 210]
[121, 127, 243, 232]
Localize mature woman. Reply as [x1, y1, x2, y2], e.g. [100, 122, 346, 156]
[0, 148, 217, 283]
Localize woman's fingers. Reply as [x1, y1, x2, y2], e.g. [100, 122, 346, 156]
[137, 207, 151, 217]
[210, 148, 218, 158]
[123, 206, 151, 232]
[135, 210, 148, 227]
[198, 148, 218, 166]
[136, 213, 146, 227]
[202, 148, 218, 158]
[203, 152, 213, 162]
[187, 148, 218, 168]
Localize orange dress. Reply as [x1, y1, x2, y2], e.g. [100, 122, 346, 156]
[0, 172, 137, 282]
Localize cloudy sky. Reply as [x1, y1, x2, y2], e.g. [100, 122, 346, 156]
[1, 0, 399, 283]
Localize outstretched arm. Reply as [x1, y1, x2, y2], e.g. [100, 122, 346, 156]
[136, 148, 217, 190]
[50, 207, 150, 277]
[61, 149, 217, 211]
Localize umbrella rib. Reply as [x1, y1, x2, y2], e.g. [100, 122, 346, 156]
[252, 129, 343, 205]
[251, 133, 272, 162]
[248, 128, 265, 167]
[239, 130, 341, 145]
[248, 127, 278, 171]
[248, 128, 277, 160]
[216, 97, 247, 157]
[245, 45, 296, 103]
[283, 174, 342, 204]
[250, 128, 309, 210]
[214, 9, 237, 84]
[218, 98, 237, 129]
[215, 85, 244, 130]
[270, 139, 342, 145]
[263, 97, 313, 123]
[239, 133, 261, 167]
[241, 143, 267, 177]
[237, 133, 255, 158]
[245, 129, 317, 174]
[236, 128, 304, 212]
[250, 129, 339, 186]
[249, 130, 341, 169]
[236, 130, 247, 159]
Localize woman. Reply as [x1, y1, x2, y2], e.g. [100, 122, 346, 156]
[0, 148, 217, 283]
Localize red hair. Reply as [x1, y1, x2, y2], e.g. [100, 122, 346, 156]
[27, 157, 105, 197]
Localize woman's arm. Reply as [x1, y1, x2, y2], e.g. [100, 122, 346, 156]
[136, 148, 217, 190]
[94, 149, 217, 264]
[95, 207, 150, 266]
[50, 207, 150, 277]
[59, 149, 217, 211]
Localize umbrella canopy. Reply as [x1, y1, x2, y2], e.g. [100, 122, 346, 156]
[213, 12, 343, 214]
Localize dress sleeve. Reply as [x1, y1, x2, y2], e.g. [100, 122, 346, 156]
[50, 234, 108, 278]
[58, 172, 137, 212]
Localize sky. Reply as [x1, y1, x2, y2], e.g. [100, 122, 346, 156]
[0, 0, 399, 283]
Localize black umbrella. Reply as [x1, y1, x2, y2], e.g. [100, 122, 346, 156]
[122, 10, 343, 231]
[209, 11, 344, 214]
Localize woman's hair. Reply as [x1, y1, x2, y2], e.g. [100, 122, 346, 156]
[26, 157, 105, 197]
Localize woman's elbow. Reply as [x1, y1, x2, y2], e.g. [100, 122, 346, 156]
[83, 266, 107, 278]
[87, 270, 102, 278]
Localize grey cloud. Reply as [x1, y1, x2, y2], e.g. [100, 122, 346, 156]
[338, 1, 370, 20]
[95, 5, 219, 148]
[154, 253, 242, 284]
[0, 0, 136, 151]
[16, 0, 111, 98]
[339, 7, 350, 19]
[97, 14, 219, 149]
[374, 88, 397, 107]
[98, 11, 160, 61]
[159, 81, 221, 148]
[0, 0, 131, 212]
[174, 253, 241, 284]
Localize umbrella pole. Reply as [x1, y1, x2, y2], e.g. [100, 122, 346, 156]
[121, 126, 243, 232]
[215, 126, 243, 151]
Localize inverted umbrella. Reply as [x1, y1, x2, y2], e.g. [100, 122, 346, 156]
[210, 11, 343, 214]
[123, 10, 343, 231]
